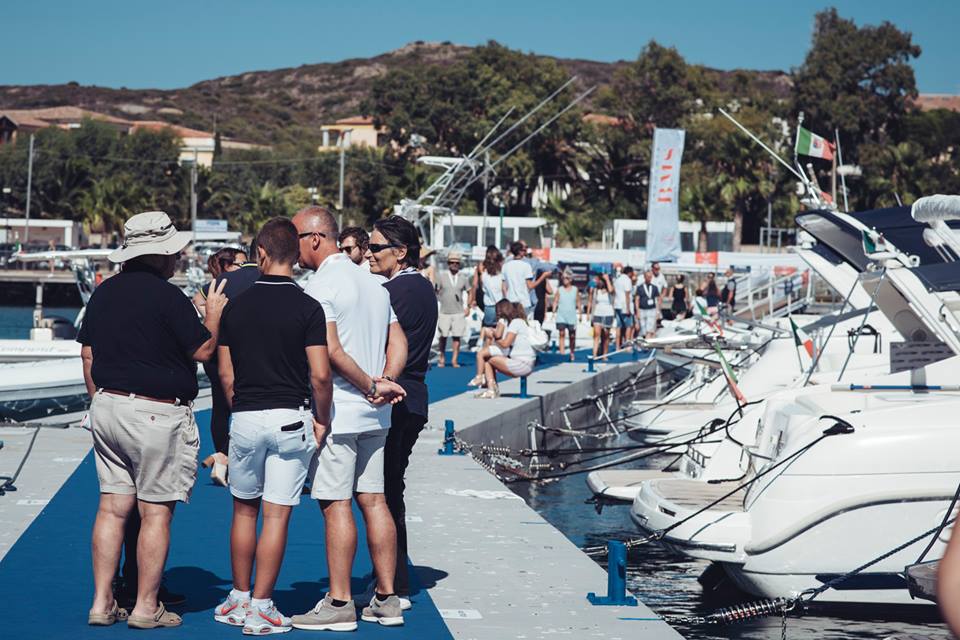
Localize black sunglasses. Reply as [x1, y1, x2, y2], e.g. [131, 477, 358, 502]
[339, 244, 359, 253]
[368, 242, 401, 254]
[297, 231, 327, 239]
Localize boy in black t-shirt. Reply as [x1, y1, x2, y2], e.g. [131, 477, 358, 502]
[213, 218, 333, 635]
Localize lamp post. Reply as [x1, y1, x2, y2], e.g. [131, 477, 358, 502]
[337, 128, 353, 230]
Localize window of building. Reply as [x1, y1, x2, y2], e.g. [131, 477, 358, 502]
[622, 229, 646, 250]
[517, 226, 542, 249]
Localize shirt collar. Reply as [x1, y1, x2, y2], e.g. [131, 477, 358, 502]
[390, 266, 419, 280]
[258, 274, 296, 283]
[317, 252, 350, 273]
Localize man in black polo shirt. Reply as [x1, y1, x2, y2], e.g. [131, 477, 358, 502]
[79, 211, 227, 629]
[214, 217, 332, 635]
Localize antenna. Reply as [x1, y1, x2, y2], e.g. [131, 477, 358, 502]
[717, 108, 832, 210]
[397, 77, 595, 245]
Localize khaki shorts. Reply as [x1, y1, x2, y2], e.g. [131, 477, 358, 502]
[90, 390, 200, 503]
[309, 429, 388, 501]
[437, 312, 466, 338]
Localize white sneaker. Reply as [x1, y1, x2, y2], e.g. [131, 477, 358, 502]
[243, 601, 292, 635]
[213, 592, 250, 626]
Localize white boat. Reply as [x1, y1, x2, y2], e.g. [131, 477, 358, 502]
[624, 201, 960, 606]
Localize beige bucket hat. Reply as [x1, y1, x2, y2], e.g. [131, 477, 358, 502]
[108, 211, 192, 263]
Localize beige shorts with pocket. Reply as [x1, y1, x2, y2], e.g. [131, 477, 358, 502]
[90, 390, 200, 503]
[437, 312, 466, 338]
[309, 428, 388, 501]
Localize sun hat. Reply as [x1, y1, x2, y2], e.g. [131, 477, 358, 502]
[447, 251, 462, 263]
[108, 211, 193, 263]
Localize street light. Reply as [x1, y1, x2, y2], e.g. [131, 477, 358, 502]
[337, 128, 353, 231]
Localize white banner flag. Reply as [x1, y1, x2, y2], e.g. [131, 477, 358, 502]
[646, 128, 685, 262]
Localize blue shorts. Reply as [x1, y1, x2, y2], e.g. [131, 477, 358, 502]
[615, 310, 633, 328]
[592, 315, 614, 329]
[482, 306, 497, 327]
[556, 322, 576, 333]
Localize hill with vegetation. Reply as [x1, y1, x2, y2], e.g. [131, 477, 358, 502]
[0, 41, 790, 148]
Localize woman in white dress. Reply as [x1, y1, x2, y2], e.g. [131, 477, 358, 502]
[469, 300, 536, 398]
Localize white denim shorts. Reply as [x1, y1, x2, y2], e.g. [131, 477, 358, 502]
[228, 408, 316, 506]
[309, 429, 389, 501]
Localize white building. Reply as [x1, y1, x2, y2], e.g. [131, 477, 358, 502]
[604, 218, 736, 252]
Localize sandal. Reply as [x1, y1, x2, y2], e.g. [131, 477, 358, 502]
[474, 387, 501, 399]
[467, 375, 485, 387]
[128, 602, 182, 629]
[88, 600, 128, 626]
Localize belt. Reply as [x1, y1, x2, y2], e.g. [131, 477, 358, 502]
[99, 388, 187, 406]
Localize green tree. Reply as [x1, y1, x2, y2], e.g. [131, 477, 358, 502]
[792, 8, 921, 149]
[603, 40, 712, 129]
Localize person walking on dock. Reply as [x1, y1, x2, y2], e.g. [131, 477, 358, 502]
[613, 266, 635, 350]
[290, 206, 407, 631]
[366, 216, 439, 608]
[213, 218, 333, 634]
[551, 269, 580, 360]
[434, 250, 470, 367]
[79, 211, 227, 629]
[635, 270, 660, 339]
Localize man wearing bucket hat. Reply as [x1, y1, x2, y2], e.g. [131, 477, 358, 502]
[78, 211, 227, 629]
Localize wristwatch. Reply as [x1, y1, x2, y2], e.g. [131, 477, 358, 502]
[367, 380, 378, 397]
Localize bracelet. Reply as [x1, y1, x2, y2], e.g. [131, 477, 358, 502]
[367, 380, 378, 397]
[382, 375, 397, 383]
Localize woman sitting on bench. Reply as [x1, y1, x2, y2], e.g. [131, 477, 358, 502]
[469, 300, 537, 399]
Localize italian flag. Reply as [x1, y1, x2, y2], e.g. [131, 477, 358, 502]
[790, 316, 814, 358]
[695, 299, 723, 336]
[712, 343, 746, 404]
[861, 229, 890, 255]
[796, 126, 835, 161]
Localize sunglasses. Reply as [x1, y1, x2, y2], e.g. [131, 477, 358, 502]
[368, 242, 401, 254]
[339, 244, 359, 253]
[297, 231, 327, 240]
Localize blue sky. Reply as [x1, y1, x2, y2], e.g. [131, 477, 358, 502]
[3, 0, 956, 93]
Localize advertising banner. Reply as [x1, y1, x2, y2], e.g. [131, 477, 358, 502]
[646, 128, 686, 262]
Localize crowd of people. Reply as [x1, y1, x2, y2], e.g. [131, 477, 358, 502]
[79, 207, 438, 633]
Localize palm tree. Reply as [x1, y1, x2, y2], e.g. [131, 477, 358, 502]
[79, 175, 146, 247]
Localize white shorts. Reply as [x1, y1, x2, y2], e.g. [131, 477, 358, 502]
[639, 308, 658, 334]
[309, 429, 389, 501]
[504, 358, 535, 377]
[228, 408, 315, 506]
[437, 312, 466, 337]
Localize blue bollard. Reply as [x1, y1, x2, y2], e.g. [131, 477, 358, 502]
[519, 376, 528, 398]
[437, 419, 466, 456]
[587, 541, 638, 606]
[587, 357, 595, 373]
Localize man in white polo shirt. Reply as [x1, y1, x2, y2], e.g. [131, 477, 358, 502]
[290, 206, 409, 631]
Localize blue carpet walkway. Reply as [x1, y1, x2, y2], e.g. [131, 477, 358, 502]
[0, 348, 611, 637]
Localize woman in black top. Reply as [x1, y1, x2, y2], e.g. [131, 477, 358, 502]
[365, 216, 439, 602]
[671, 274, 689, 319]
